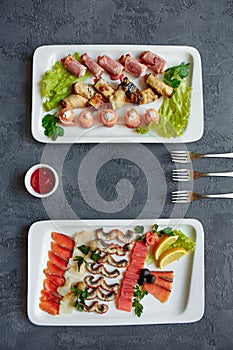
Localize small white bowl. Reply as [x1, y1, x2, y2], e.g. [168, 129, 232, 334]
[24, 164, 59, 198]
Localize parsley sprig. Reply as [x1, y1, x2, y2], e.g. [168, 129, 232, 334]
[163, 62, 190, 89]
[72, 286, 88, 312]
[73, 245, 101, 270]
[42, 113, 64, 141]
[133, 285, 148, 317]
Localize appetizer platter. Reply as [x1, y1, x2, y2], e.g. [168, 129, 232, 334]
[27, 219, 204, 326]
[32, 45, 203, 143]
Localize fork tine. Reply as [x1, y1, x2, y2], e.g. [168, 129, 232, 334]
[171, 151, 188, 154]
[172, 177, 189, 182]
[172, 190, 189, 194]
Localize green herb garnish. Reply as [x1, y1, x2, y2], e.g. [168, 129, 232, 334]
[42, 113, 64, 141]
[164, 62, 191, 89]
[90, 251, 101, 262]
[73, 256, 88, 270]
[78, 245, 90, 255]
[158, 227, 175, 237]
[133, 285, 148, 317]
[134, 226, 144, 234]
[72, 286, 88, 312]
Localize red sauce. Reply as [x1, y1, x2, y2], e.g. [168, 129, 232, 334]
[31, 167, 55, 194]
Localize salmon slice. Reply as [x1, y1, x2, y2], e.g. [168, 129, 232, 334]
[132, 241, 148, 253]
[44, 278, 59, 294]
[41, 290, 61, 304]
[48, 251, 68, 270]
[51, 232, 74, 250]
[143, 282, 171, 303]
[121, 279, 136, 289]
[120, 288, 134, 298]
[44, 270, 65, 286]
[117, 297, 133, 312]
[153, 271, 174, 280]
[124, 271, 139, 282]
[47, 262, 65, 277]
[39, 300, 60, 315]
[155, 276, 173, 290]
[51, 241, 73, 261]
[126, 265, 141, 275]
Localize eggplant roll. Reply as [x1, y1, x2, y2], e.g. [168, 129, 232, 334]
[94, 78, 115, 100]
[88, 92, 107, 110]
[61, 94, 88, 109]
[110, 90, 127, 110]
[145, 74, 174, 98]
[119, 77, 144, 104]
[140, 88, 159, 104]
[73, 82, 95, 99]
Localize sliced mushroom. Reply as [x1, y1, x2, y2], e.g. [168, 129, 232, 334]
[118, 230, 136, 243]
[98, 254, 128, 268]
[86, 263, 120, 278]
[86, 287, 116, 301]
[84, 275, 119, 292]
[84, 301, 109, 314]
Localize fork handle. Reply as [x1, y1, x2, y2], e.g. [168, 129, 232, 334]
[204, 153, 233, 158]
[206, 193, 233, 199]
[206, 172, 233, 177]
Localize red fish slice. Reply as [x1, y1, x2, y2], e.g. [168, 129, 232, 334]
[47, 262, 65, 277]
[39, 300, 60, 315]
[143, 282, 171, 303]
[40, 290, 61, 304]
[51, 232, 75, 251]
[44, 270, 65, 286]
[48, 251, 68, 270]
[51, 241, 73, 261]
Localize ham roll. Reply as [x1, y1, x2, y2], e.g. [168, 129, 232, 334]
[81, 53, 104, 79]
[144, 108, 159, 125]
[98, 55, 124, 80]
[125, 108, 141, 128]
[78, 110, 94, 128]
[98, 109, 118, 127]
[59, 107, 76, 126]
[139, 51, 166, 74]
[61, 54, 87, 77]
[119, 54, 147, 77]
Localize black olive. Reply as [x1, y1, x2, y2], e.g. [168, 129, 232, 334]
[137, 276, 147, 286]
[140, 268, 150, 278]
[146, 274, 156, 284]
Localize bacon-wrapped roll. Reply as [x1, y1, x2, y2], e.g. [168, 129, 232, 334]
[139, 51, 166, 74]
[61, 54, 87, 77]
[78, 110, 94, 128]
[119, 54, 147, 77]
[125, 108, 141, 128]
[81, 53, 104, 79]
[98, 55, 124, 80]
[144, 108, 159, 125]
[98, 109, 118, 127]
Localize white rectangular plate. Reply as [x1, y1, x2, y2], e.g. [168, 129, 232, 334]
[28, 219, 204, 326]
[32, 45, 203, 143]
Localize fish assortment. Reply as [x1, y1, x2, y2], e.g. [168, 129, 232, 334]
[39, 225, 186, 317]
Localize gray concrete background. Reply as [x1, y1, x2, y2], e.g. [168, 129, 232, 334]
[1, 0, 233, 349]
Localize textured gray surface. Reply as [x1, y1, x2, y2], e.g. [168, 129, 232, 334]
[1, 0, 233, 349]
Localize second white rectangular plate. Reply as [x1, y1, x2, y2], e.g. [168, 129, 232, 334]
[28, 219, 204, 326]
[32, 45, 203, 143]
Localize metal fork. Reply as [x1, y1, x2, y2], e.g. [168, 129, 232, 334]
[172, 169, 233, 181]
[171, 151, 233, 163]
[172, 191, 233, 203]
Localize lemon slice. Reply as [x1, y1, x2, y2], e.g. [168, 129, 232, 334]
[158, 247, 188, 269]
[154, 235, 179, 260]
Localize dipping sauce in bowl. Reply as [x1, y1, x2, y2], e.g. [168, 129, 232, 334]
[25, 164, 59, 198]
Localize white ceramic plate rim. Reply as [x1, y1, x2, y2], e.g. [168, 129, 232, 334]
[31, 45, 204, 143]
[27, 218, 204, 326]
